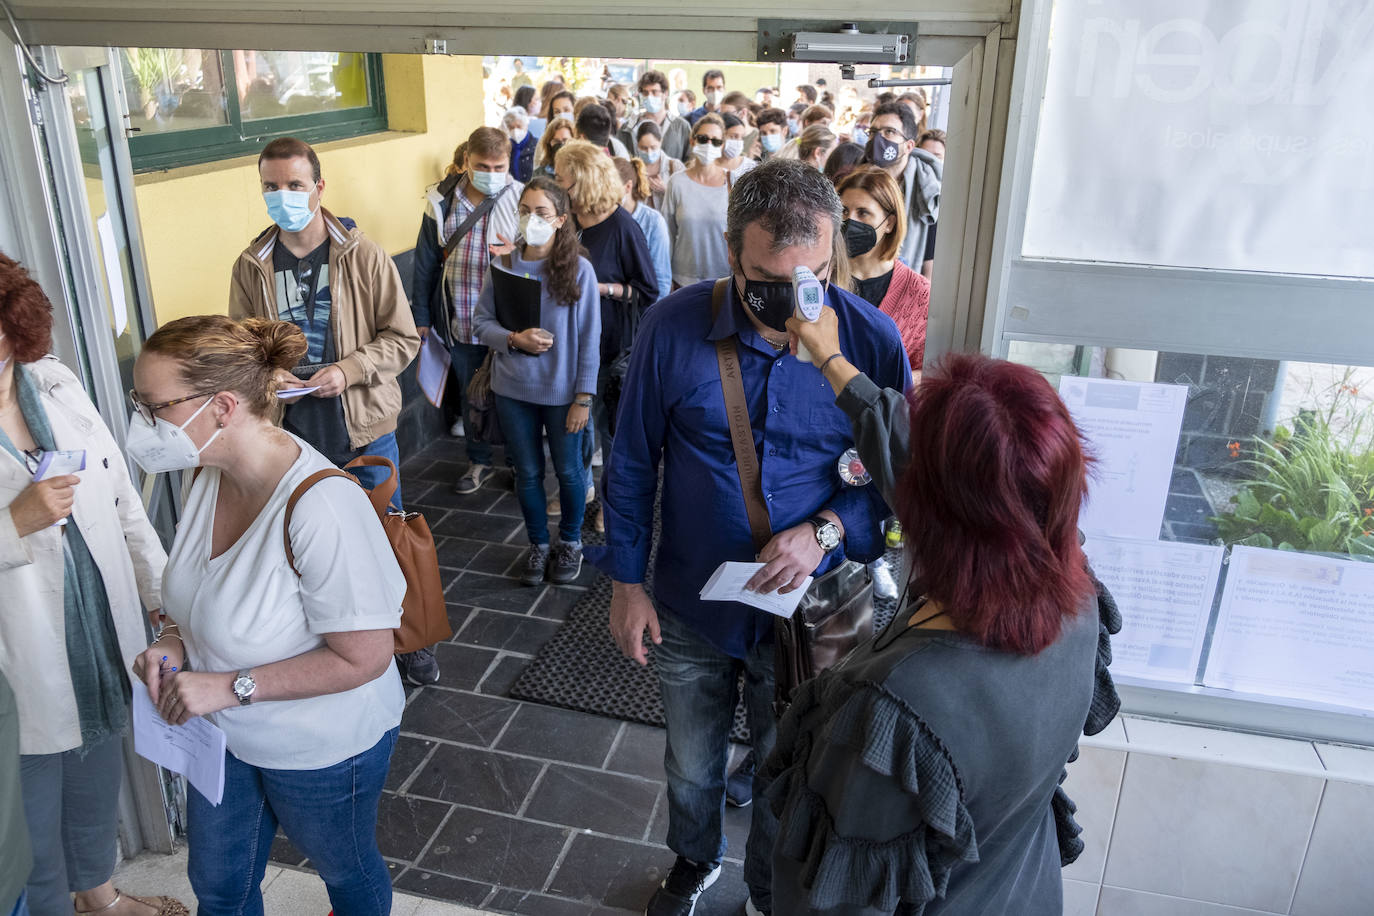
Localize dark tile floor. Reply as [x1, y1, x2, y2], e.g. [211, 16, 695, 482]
[271, 437, 753, 916]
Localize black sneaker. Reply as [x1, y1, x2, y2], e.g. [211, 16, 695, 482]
[396, 646, 440, 686]
[645, 856, 721, 916]
[547, 543, 583, 585]
[521, 546, 550, 587]
[725, 750, 756, 808]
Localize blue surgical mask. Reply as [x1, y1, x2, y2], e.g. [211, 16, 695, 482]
[852, 127, 869, 146]
[761, 133, 784, 153]
[470, 170, 509, 196]
[642, 94, 664, 114]
[638, 148, 662, 165]
[263, 189, 316, 233]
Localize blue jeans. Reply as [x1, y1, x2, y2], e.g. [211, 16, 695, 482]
[7, 892, 28, 916]
[187, 727, 398, 916]
[655, 609, 777, 909]
[449, 341, 493, 466]
[494, 394, 584, 546]
[20, 732, 122, 916]
[346, 431, 402, 511]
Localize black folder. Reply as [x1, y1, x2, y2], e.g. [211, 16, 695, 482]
[491, 262, 543, 340]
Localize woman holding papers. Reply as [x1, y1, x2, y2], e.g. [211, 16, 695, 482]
[762, 308, 1121, 916]
[473, 177, 600, 588]
[0, 254, 185, 916]
[127, 315, 405, 916]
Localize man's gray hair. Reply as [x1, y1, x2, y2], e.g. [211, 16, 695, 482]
[503, 106, 529, 129]
[726, 158, 842, 259]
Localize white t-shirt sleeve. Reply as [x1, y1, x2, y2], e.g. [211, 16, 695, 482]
[286, 476, 406, 635]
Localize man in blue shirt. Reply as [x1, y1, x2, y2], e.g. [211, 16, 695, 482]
[589, 160, 910, 916]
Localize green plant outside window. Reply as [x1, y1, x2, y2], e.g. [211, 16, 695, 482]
[120, 49, 386, 172]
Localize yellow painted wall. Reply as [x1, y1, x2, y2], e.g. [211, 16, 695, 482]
[134, 54, 484, 324]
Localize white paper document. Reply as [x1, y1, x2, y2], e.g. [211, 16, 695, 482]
[1203, 547, 1374, 712]
[95, 212, 129, 336]
[1084, 535, 1222, 684]
[275, 386, 320, 399]
[700, 562, 813, 618]
[1058, 377, 1188, 540]
[131, 680, 227, 805]
[417, 332, 451, 408]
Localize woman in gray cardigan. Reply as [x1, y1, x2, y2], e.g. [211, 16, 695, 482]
[758, 309, 1120, 916]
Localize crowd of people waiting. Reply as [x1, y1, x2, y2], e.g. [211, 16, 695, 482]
[0, 61, 1120, 916]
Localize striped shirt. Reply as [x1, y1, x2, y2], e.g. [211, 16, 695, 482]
[441, 182, 493, 345]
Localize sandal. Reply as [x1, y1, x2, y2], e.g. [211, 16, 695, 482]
[75, 890, 190, 916]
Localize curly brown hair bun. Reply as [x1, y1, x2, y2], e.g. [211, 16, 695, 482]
[144, 315, 306, 421]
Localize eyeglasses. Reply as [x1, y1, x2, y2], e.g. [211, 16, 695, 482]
[875, 126, 909, 142]
[692, 135, 724, 147]
[128, 389, 214, 425]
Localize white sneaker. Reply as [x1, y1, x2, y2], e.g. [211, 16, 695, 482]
[547, 495, 561, 515]
[585, 483, 595, 503]
[869, 556, 899, 600]
[591, 448, 603, 468]
[450, 418, 465, 438]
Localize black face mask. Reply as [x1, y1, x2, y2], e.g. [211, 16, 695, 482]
[842, 219, 879, 258]
[736, 275, 826, 333]
[868, 132, 904, 167]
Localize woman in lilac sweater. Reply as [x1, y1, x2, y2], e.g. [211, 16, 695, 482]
[473, 177, 600, 587]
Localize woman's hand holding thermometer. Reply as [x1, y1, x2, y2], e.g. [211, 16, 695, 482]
[791, 265, 825, 364]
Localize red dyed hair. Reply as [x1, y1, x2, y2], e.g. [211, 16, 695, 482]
[0, 252, 55, 363]
[897, 353, 1095, 654]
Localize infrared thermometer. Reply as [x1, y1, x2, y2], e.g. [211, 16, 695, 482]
[792, 265, 825, 364]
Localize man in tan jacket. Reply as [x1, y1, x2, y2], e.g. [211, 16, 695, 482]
[229, 138, 434, 681]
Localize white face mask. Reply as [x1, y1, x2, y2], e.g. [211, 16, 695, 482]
[125, 396, 222, 474]
[676, 101, 693, 117]
[520, 213, 557, 247]
[723, 138, 744, 159]
[510, 127, 528, 144]
[706, 90, 724, 107]
[694, 143, 723, 164]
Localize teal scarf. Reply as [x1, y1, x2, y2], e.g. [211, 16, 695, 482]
[0, 365, 128, 750]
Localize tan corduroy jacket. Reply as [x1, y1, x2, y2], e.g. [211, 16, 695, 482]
[229, 208, 421, 450]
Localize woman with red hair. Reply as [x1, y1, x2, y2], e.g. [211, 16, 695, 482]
[0, 253, 185, 916]
[760, 308, 1121, 916]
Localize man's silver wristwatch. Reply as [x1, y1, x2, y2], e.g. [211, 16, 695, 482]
[807, 515, 842, 552]
[232, 669, 256, 706]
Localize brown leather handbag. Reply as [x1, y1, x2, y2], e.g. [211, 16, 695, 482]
[283, 456, 451, 654]
[709, 279, 874, 715]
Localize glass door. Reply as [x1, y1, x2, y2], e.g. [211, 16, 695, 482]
[28, 44, 182, 853]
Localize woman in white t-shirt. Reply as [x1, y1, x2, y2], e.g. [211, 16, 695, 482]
[128, 315, 405, 916]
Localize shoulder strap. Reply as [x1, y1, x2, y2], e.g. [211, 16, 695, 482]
[443, 184, 508, 257]
[711, 278, 772, 553]
[282, 468, 359, 577]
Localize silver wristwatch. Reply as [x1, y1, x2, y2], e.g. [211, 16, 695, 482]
[232, 669, 256, 706]
[807, 515, 842, 552]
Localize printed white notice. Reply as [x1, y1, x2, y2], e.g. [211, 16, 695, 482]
[417, 331, 451, 408]
[95, 212, 129, 336]
[1083, 535, 1222, 683]
[1024, 0, 1374, 278]
[1204, 546, 1374, 712]
[700, 562, 813, 618]
[1058, 377, 1187, 540]
[131, 680, 226, 805]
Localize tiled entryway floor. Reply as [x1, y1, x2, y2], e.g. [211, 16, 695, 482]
[271, 436, 754, 916]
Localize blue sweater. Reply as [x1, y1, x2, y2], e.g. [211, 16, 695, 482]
[472, 251, 601, 406]
[629, 203, 673, 302]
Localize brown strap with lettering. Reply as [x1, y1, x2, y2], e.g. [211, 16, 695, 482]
[282, 468, 359, 576]
[711, 278, 772, 554]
